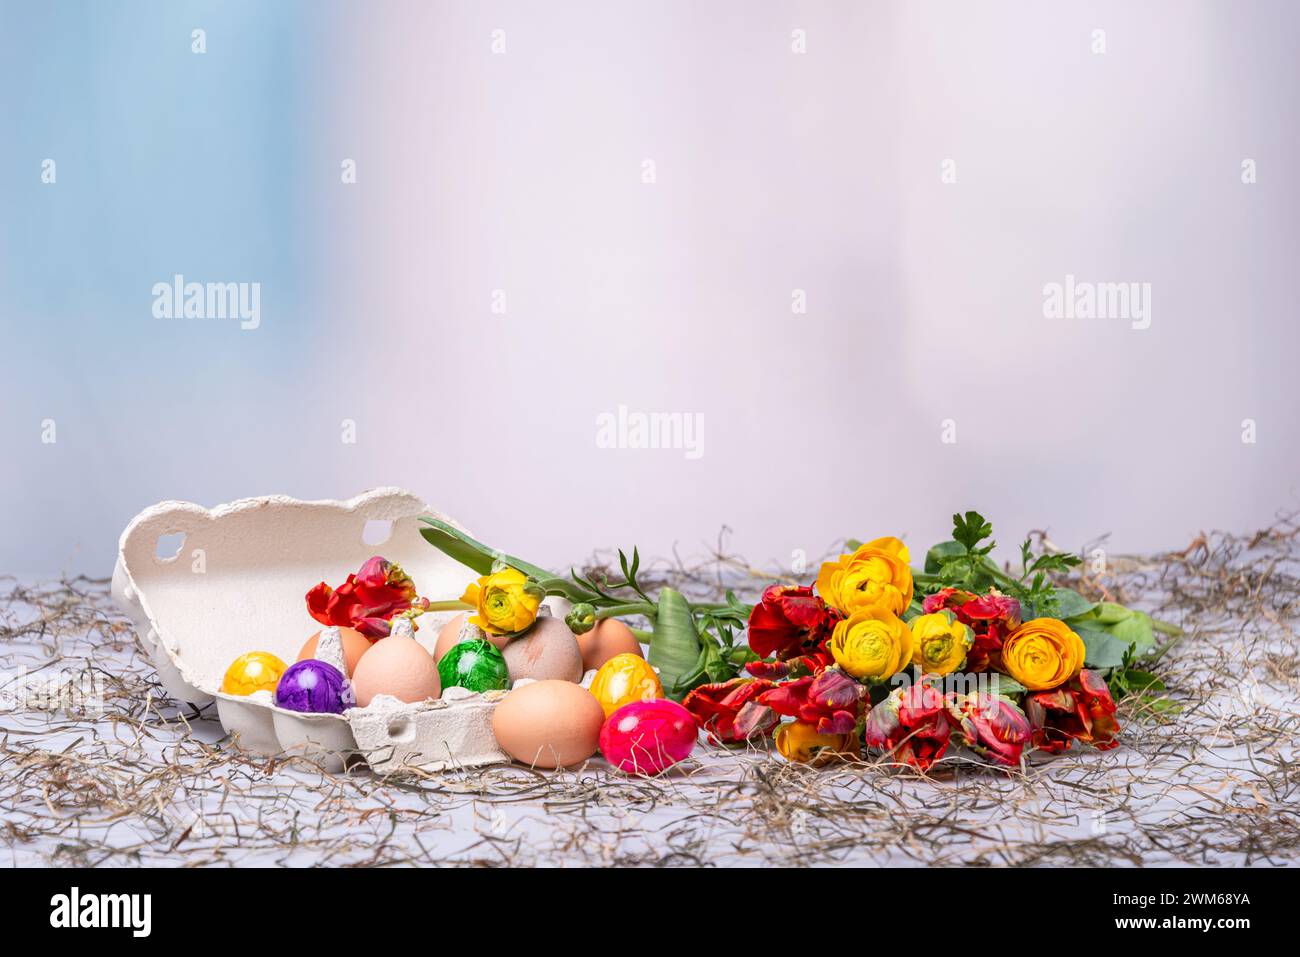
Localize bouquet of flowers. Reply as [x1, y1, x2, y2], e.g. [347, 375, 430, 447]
[419, 510, 1178, 772]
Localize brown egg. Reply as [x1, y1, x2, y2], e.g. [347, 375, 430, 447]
[351, 634, 440, 707]
[298, 627, 373, 676]
[577, 618, 644, 672]
[492, 680, 604, 768]
[433, 613, 510, 661]
[502, 615, 584, 683]
[433, 614, 467, 662]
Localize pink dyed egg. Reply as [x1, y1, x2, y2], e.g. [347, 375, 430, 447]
[598, 699, 697, 776]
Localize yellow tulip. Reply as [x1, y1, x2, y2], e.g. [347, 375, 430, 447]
[829, 610, 913, 682]
[775, 720, 857, 765]
[460, 567, 541, 635]
[816, 536, 913, 617]
[1000, 618, 1085, 691]
[910, 612, 973, 676]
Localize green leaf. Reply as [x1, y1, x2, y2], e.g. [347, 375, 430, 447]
[533, 576, 602, 603]
[1147, 698, 1182, 714]
[952, 511, 994, 552]
[924, 540, 965, 574]
[1076, 626, 1132, 669]
[418, 524, 496, 576]
[985, 673, 1028, 696]
[1118, 669, 1164, 693]
[1055, 587, 1098, 621]
[725, 589, 750, 614]
[725, 645, 760, 666]
[418, 518, 555, 582]
[1109, 610, 1156, 654]
[698, 641, 735, 685]
[647, 588, 704, 700]
[1026, 553, 1082, 577]
[1093, 602, 1132, 625]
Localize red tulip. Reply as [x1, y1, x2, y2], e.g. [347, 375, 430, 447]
[959, 592, 1022, 628]
[863, 683, 952, 771]
[306, 556, 419, 638]
[746, 585, 842, 661]
[682, 677, 779, 744]
[744, 649, 834, 680]
[1025, 669, 1121, 753]
[758, 667, 863, 735]
[950, 692, 1031, 766]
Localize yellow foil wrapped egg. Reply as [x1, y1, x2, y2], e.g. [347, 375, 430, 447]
[221, 651, 288, 696]
[589, 652, 663, 717]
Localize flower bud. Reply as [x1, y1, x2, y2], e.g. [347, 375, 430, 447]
[566, 603, 597, 635]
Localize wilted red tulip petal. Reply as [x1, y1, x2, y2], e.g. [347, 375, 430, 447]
[306, 582, 335, 625]
[758, 676, 816, 720]
[922, 587, 966, 615]
[683, 677, 779, 744]
[863, 683, 953, 772]
[809, 667, 862, 714]
[953, 692, 1031, 766]
[816, 709, 859, 736]
[960, 592, 1022, 627]
[1026, 669, 1121, 753]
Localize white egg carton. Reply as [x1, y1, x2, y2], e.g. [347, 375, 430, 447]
[111, 488, 515, 773]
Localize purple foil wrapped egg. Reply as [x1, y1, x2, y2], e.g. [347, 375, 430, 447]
[274, 659, 355, 715]
[599, 699, 697, 775]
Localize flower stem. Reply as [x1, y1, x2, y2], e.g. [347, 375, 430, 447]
[422, 600, 475, 613]
[594, 599, 737, 620]
[595, 602, 656, 619]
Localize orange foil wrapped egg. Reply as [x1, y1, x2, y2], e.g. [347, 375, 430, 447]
[589, 652, 663, 717]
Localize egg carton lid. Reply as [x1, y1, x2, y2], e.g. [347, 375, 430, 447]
[113, 489, 511, 772]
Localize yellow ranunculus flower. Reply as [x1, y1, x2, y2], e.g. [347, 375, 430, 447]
[775, 720, 857, 765]
[460, 568, 541, 636]
[1000, 617, 1085, 691]
[910, 612, 973, 676]
[816, 536, 914, 617]
[829, 610, 914, 682]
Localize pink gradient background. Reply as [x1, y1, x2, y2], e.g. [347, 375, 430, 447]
[335, 1, 1300, 570]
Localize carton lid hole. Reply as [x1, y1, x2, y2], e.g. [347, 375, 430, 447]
[155, 532, 186, 562]
[362, 519, 393, 546]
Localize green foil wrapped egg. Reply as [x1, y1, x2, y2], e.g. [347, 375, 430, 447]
[437, 637, 510, 693]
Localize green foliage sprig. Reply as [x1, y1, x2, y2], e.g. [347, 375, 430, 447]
[920, 510, 1081, 617]
[419, 516, 750, 700]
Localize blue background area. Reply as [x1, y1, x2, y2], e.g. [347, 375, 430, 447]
[1, 2, 355, 573]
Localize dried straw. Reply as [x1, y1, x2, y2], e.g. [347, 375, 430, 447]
[0, 517, 1296, 866]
